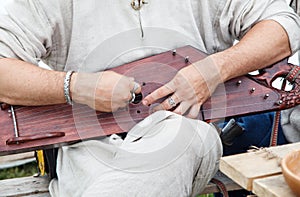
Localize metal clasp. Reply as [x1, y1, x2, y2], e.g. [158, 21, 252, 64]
[131, 0, 148, 11]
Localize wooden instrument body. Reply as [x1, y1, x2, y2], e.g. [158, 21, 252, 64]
[0, 46, 299, 155]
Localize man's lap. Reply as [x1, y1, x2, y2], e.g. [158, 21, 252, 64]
[49, 111, 222, 197]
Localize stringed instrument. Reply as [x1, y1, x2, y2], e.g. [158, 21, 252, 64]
[0, 46, 299, 155]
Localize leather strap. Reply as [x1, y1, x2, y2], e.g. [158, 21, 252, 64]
[270, 111, 281, 147]
[211, 178, 229, 197]
[286, 65, 300, 83]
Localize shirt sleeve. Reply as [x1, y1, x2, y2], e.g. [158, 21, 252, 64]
[218, 0, 300, 54]
[0, 0, 54, 65]
[0, 0, 72, 69]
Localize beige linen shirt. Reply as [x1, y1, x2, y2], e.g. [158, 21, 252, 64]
[0, 0, 299, 71]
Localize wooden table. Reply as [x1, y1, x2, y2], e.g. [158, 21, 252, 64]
[219, 142, 300, 197]
[253, 174, 295, 197]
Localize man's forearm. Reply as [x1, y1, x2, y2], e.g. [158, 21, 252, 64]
[212, 20, 292, 83]
[0, 58, 66, 105]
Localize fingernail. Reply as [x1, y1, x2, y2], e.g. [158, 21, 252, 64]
[142, 100, 148, 106]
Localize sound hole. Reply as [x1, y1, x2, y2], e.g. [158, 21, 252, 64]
[132, 93, 143, 104]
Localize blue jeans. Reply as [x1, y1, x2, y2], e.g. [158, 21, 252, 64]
[219, 112, 287, 156]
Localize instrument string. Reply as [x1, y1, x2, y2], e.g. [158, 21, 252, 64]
[15, 74, 279, 127]
[14, 71, 279, 128]
[15, 105, 87, 120]
[5, 48, 284, 136]
[16, 113, 148, 135]
[16, 107, 148, 127]
[12, 48, 210, 117]
[13, 57, 187, 118]
[13, 53, 198, 122]
[15, 98, 279, 131]
[14, 80, 247, 122]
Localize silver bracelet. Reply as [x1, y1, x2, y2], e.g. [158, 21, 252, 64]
[64, 71, 74, 105]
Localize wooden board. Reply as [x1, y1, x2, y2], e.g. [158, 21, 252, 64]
[0, 176, 50, 197]
[0, 152, 35, 169]
[219, 142, 300, 191]
[253, 174, 296, 197]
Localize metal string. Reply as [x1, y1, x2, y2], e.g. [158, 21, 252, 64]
[13, 55, 189, 120]
[13, 98, 280, 130]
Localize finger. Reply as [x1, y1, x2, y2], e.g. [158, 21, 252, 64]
[130, 81, 142, 94]
[186, 104, 201, 119]
[173, 101, 191, 115]
[152, 94, 179, 111]
[142, 83, 174, 106]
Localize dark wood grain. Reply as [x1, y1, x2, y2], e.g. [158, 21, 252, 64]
[0, 46, 298, 155]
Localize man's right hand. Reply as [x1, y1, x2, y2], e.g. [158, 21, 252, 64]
[70, 70, 141, 112]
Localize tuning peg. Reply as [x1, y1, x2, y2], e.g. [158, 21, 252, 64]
[185, 56, 189, 63]
[250, 88, 256, 93]
[236, 80, 242, 86]
[0, 103, 10, 110]
[264, 94, 270, 99]
[172, 49, 176, 56]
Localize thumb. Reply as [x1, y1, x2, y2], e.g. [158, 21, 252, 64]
[130, 81, 142, 94]
[129, 81, 143, 104]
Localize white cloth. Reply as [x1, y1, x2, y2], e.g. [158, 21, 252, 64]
[281, 106, 300, 142]
[283, 1, 300, 143]
[0, 0, 299, 71]
[49, 111, 222, 197]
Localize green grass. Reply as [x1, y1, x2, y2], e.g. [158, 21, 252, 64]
[0, 161, 38, 180]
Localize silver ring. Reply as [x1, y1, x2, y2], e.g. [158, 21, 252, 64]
[132, 82, 139, 93]
[129, 82, 139, 103]
[168, 97, 176, 107]
[129, 92, 136, 103]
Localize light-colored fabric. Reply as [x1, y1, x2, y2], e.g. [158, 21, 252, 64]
[0, 0, 72, 69]
[289, 0, 300, 15]
[281, 1, 300, 143]
[0, 0, 299, 71]
[281, 106, 300, 143]
[49, 111, 222, 197]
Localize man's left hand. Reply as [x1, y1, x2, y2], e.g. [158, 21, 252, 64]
[142, 57, 222, 119]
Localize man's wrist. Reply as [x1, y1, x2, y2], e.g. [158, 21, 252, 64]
[210, 52, 235, 83]
[64, 71, 75, 105]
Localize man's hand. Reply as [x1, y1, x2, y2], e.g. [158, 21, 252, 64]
[142, 57, 222, 119]
[70, 71, 141, 112]
[142, 20, 292, 119]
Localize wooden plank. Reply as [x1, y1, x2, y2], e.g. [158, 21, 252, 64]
[0, 152, 34, 163]
[0, 152, 35, 169]
[253, 174, 296, 197]
[0, 176, 50, 197]
[219, 142, 300, 191]
[20, 194, 50, 197]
